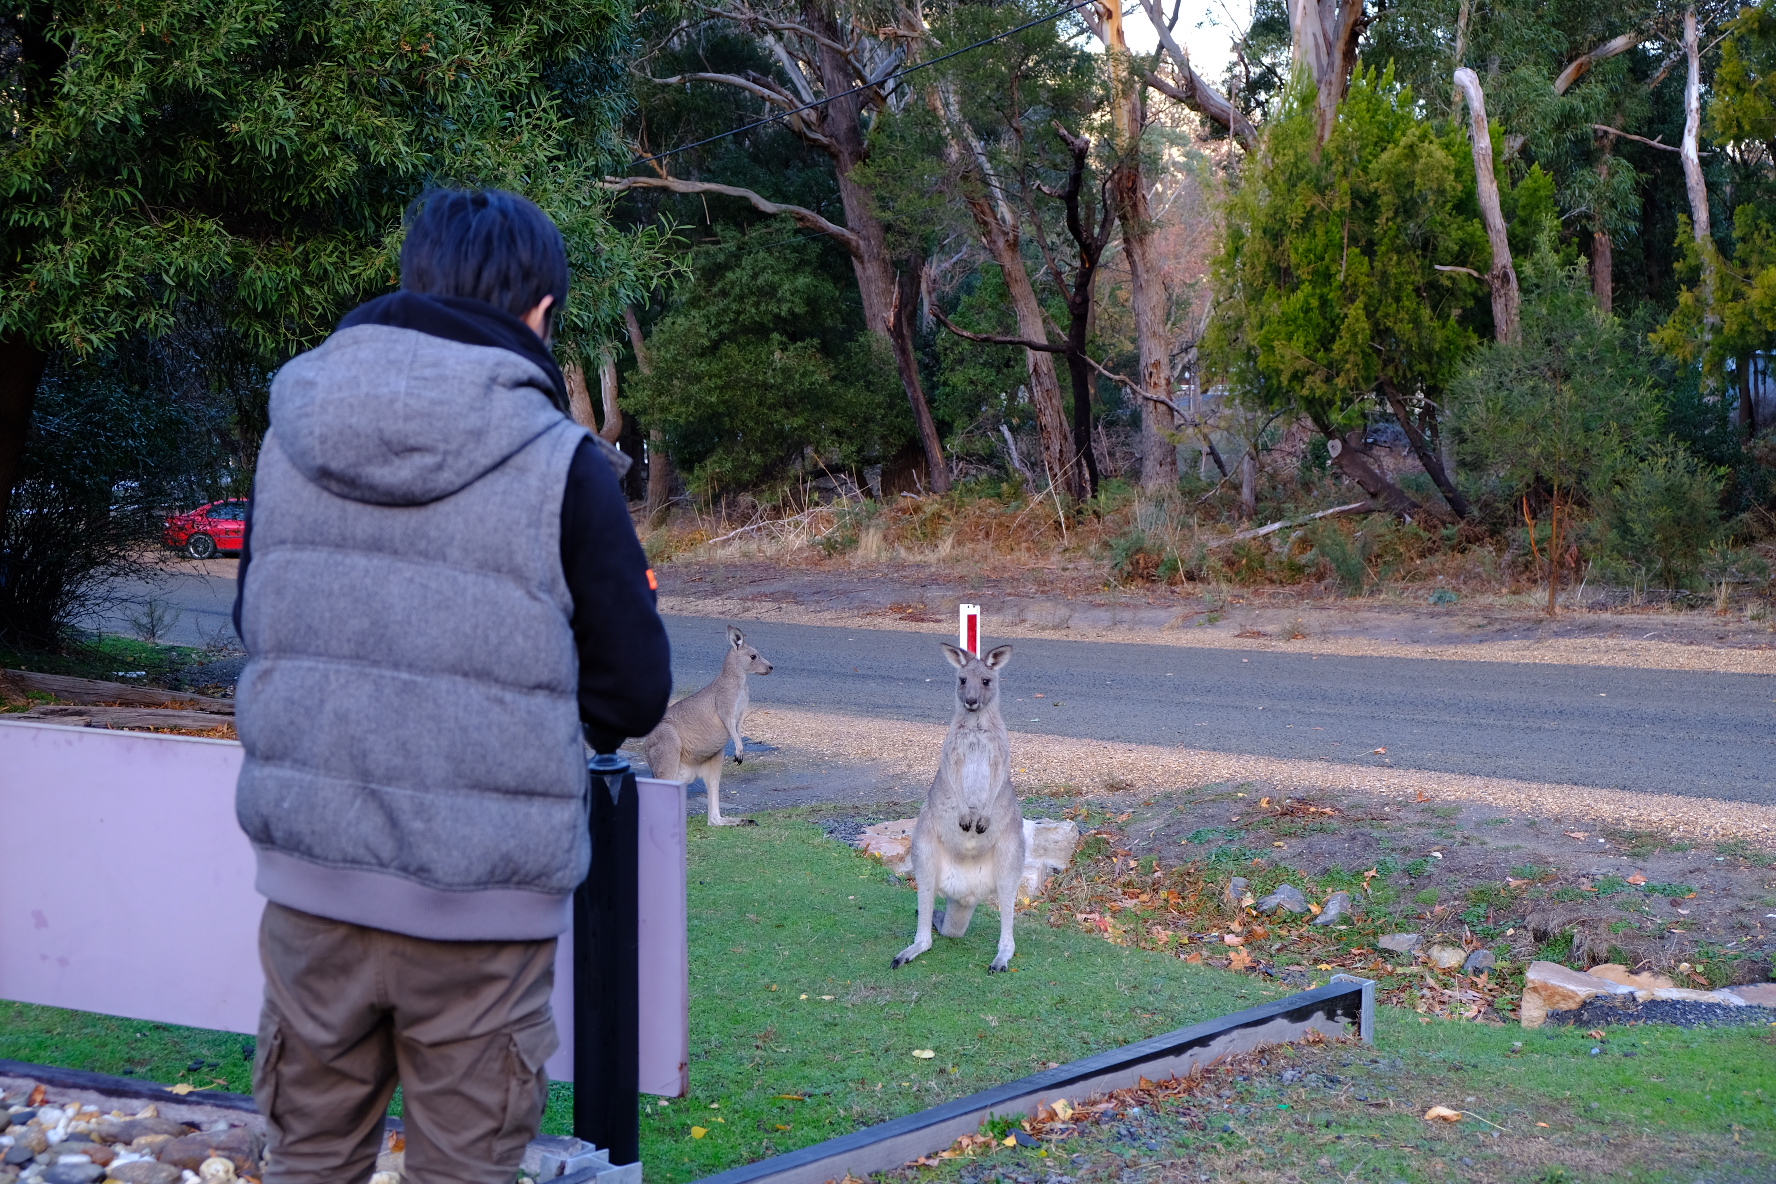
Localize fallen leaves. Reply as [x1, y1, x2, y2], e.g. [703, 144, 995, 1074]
[1228, 948, 1254, 970]
[1564, 831, 1589, 840]
[1372, 747, 1387, 755]
[1627, 873, 1648, 886]
[911, 1049, 936, 1059]
[690, 1126, 709, 1139]
[1423, 1106, 1463, 1122]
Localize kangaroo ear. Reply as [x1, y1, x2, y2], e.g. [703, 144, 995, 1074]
[728, 626, 745, 648]
[982, 644, 1013, 670]
[939, 642, 969, 669]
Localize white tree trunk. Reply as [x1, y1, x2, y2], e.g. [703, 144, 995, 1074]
[1453, 68, 1521, 343]
[1682, 7, 1717, 321]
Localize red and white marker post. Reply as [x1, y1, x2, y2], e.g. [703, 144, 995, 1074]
[958, 603, 980, 656]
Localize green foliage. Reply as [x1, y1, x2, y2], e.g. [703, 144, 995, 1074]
[0, 356, 231, 644]
[624, 227, 908, 496]
[1455, 249, 1663, 508]
[0, 0, 661, 364]
[1206, 67, 1489, 434]
[1593, 441, 1726, 589]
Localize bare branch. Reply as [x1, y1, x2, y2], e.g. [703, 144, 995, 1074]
[601, 176, 860, 255]
[1589, 123, 1687, 152]
[1434, 263, 1487, 281]
[1554, 31, 1642, 95]
[1207, 501, 1375, 546]
[930, 307, 1064, 352]
[1136, 0, 1260, 150]
[644, 70, 798, 110]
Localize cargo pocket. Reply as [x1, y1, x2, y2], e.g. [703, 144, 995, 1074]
[253, 1014, 287, 1139]
[498, 1010, 559, 1148]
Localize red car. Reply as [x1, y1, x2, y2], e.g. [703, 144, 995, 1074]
[164, 499, 249, 559]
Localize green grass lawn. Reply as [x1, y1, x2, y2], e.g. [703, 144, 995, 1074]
[5, 815, 1773, 1184]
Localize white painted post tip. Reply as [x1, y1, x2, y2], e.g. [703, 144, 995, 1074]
[958, 604, 980, 656]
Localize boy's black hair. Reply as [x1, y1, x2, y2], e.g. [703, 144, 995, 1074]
[400, 188, 569, 335]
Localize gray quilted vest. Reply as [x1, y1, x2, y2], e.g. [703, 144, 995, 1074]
[236, 323, 590, 941]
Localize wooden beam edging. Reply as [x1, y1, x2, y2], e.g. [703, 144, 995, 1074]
[0, 1059, 259, 1114]
[643, 976, 1375, 1184]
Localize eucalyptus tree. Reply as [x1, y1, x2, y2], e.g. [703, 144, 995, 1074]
[613, 0, 951, 491]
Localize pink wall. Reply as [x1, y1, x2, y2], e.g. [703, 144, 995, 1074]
[0, 719, 687, 1093]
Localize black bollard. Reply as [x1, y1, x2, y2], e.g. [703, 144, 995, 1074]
[573, 751, 640, 1165]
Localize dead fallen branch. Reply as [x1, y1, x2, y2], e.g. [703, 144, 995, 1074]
[1204, 501, 1374, 547]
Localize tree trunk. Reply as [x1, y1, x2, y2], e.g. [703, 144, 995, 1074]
[597, 343, 623, 444]
[0, 335, 48, 529]
[565, 362, 598, 431]
[1453, 68, 1520, 344]
[1063, 348, 1100, 498]
[1380, 378, 1469, 517]
[1103, 1, 1177, 492]
[1682, 7, 1717, 322]
[1322, 425, 1423, 517]
[1740, 353, 1756, 437]
[626, 307, 675, 524]
[1591, 139, 1615, 313]
[805, 2, 948, 493]
[1291, 0, 1369, 144]
[1239, 450, 1257, 519]
[932, 82, 1077, 497]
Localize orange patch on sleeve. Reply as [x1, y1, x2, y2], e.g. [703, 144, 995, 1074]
[646, 568, 658, 591]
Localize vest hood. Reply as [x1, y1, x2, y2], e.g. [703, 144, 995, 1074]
[270, 322, 568, 507]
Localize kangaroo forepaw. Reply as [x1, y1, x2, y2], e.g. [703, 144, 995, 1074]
[892, 941, 929, 969]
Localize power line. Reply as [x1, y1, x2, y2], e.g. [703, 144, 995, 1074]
[628, 0, 1100, 170]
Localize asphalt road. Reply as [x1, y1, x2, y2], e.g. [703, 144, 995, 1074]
[668, 616, 1776, 805]
[87, 568, 1776, 803]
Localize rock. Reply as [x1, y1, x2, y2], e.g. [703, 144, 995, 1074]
[1462, 950, 1496, 976]
[94, 1122, 188, 1147]
[45, 1145, 113, 1167]
[1254, 885, 1310, 915]
[854, 817, 1081, 897]
[1426, 945, 1467, 970]
[1224, 877, 1249, 908]
[1020, 819, 1081, 896]
[7, 1111, 38, 1127]
[127, 1137, 175, 1155]
[154, 1128, 261, 1176]
[369, 1173, 401, 1184]
[1725, 982, 1776, 1007]
[198, 1157, 235, 1184]
[1585, 964, 1675, 991]
[1520, 961, 1636, 1029]
[43, 1162, 105, 1184]
[104, 1161, 182, 1184]
[1378, 933, 1421, 954]
[1310, 891, 1351, 926]
[1649, 987, 1737, 1003]
[853, 820, 915, 875]
[4, 1145, 33, 1166]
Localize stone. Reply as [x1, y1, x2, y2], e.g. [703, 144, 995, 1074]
[104, 1161, 182, 1184]
[1585, 964, 1675, 992]
[3, 1145, 33, 1166]
[1255, 885, 1310, 915]
[154, 1128, 261, 1176]
[369, 1173, 401, 1184]
[43, 1162, 106, 1184]
[1224, 877, 1249, 908]
[198, 1157, 235, 1184]
[854, 819, 915, 874]
[1648, 987, 1737, 1003]
[1724, 982, 1776, 1007]
[1426, 945, 1467, 971]
[7, 1112, 38, 1128]
[1378, 933, 1422, 954]
[1311, 891, 1351, 926]
[1020, 819, 1081, 896]
[44, 1145, 113, 1168]
[1462, 950, 1496, 976]
[1519, 961, 1636, 1029]
[127, 1137, 174, 1155]
[853, 817, 1081, 897]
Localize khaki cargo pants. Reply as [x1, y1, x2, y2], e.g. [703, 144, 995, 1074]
[253, 903, 559, 1184]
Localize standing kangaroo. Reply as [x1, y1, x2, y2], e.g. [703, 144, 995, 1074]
[643, 626, 773, 826]
[893, 642, 1026, 973]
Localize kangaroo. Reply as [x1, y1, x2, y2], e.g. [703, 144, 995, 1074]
[642, 626, 774, 826]
[892, 642, 1026, 973]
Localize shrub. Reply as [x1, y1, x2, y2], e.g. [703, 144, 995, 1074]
[1594, 443, 1727, 590]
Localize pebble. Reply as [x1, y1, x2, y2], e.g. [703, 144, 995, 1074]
[105, 1162, 182, 1184]
[1225, 877, 1249, 908]
[1255, 885, 1310, 915]
[1311, 891, 1351, 926]
[1378, 933, 1422, 953]
[1462, 950, 1496, 975]
[42, 1161, 105, 1184]
[1426, 944, 1467, 971]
